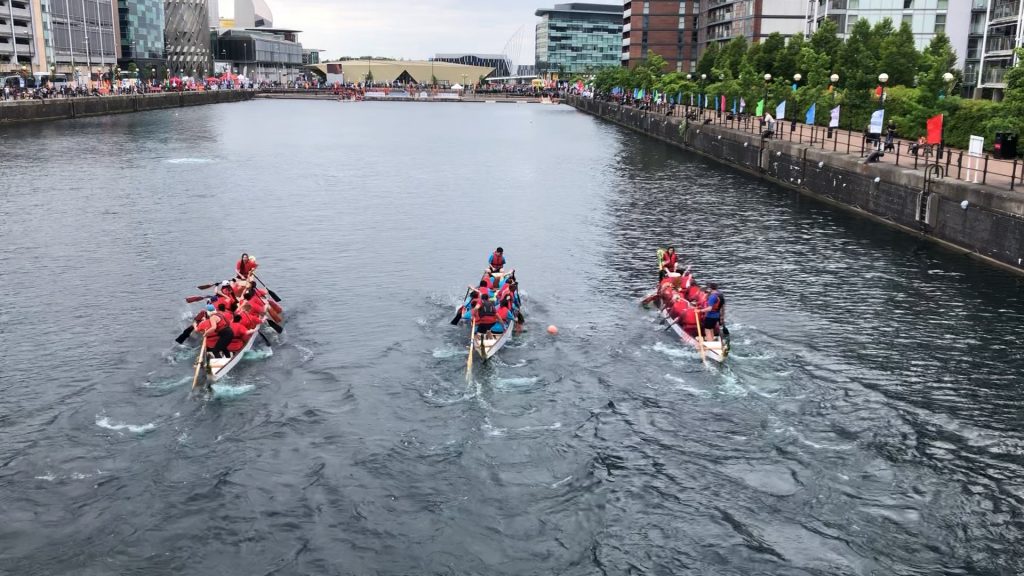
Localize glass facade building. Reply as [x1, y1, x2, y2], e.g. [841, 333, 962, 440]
[117, 0, 163, 64]
[806, 0, 967, 51]
[215, 28, 302, 82]
[535, 3, 621, 76]
[34, 0, 119, 74]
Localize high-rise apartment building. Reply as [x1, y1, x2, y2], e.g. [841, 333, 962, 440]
[535, 3, 621, 77]
[2, 0, 119, 77]
[623, 0, 806, 72]
[971, 0, 1023, 98]
[622, 0, 696, 72]
[805, 0, 970, 54]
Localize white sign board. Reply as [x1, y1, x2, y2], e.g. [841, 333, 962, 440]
[968, 135, 984, 158]
[869, 109, 885, 135]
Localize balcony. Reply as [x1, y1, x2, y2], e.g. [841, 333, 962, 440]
[707, 11, 734, 24]
[983, 66, 1009, 85]
[986, 35, 1018, 53]
[989, 1, 1019, 22]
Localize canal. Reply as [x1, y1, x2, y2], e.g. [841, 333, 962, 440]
[1, 99, 1023, 575]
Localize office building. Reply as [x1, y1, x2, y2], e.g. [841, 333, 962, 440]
[2, 0, 119, 78]
[535, 3, 621, 77]
[215, 27, 300, 82]
[117, 0, 165, 73]
[623, 0, 805, 72]
[233, 0, 271, 28]
[206, 0, 216, 28]
[165, 0, 211, 76]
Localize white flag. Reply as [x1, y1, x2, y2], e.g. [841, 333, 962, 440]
[869, 109, 885, 134]
[829, 105, 840, 128]
[775, 100, 786, 120]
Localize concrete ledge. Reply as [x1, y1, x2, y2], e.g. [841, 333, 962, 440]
[0, 90, 254, 124]
[569, 97, 1024, 275]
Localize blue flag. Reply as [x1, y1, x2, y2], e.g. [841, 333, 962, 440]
[705, 94, 710, 108]
[732, 98, 737, 114]
[805, 102, 816, 125]
[676, 92, 682, 104]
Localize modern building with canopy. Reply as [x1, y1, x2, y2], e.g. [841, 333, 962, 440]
[308, 60, 494, 86]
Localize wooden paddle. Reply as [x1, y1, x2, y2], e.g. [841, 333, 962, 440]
[466, 320, 476, 381]
[185, 295, 209, 304]
[190, 340, 207, 391]
[451, 287, 471, 325]
[175, 325, 194, 344]
[693, 309, 708, 364]
[258, 331, 272, 346]
[253, 273, 281, 302]
[197, 282, 219, 290]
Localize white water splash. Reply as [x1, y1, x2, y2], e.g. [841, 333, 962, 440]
[211, 383, 255, 398]
[650, 341, 698, 359]
[294, 344, 314, 362]
[165, 157, 213, 164]
[664, 374, 712, 397]
[494, 376, 541, 389]
[551, 475, 573, 488]
[432, 344, 465, 359]
[95, 416, 156, 434]
[244, 347, 273, 360]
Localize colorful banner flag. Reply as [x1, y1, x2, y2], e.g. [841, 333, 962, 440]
[805, 102, 816, 125]
[740, 97, 746, 113]
[705, 94, 711, 108]
[732, 98, 737, 114]
[829, 105, 840, 128]
[690, 93, 694, 106]
[869, 109, 885, 134]
[927, 114, 943, 144]
[720, 94, 726, 113]
[755, 99, 764, 116]
[677, 92, 682, 104]
[776, 100, 786, 120]
[792, 83, 798, 92]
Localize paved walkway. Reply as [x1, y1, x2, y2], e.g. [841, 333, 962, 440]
[654, 105, 1024, 192]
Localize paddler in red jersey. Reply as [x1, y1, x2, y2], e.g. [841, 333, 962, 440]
[195, 303, 234, 358]
[488, 247, 505, 273]
[226, 314, 254, 355]
[659, 247, 679, 280]
[472, 293, 504, 334]
[215, 282, 237, 312]
[236, 253, 258, 280]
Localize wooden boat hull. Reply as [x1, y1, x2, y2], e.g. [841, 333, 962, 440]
[474, 319, 515, 361]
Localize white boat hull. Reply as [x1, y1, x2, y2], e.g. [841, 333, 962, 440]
[474, 319, 515, 361]
[657, 299, 727, 363]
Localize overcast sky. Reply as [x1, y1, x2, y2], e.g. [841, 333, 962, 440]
[219, 0, 543, 62]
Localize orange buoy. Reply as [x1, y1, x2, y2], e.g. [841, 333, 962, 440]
[547, 325, 558, 335]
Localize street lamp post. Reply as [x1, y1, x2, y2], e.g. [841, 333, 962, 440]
[828, 73, 839, 138]
[685, 73, 692, 117]
[877, 72, 889, 151]
[763, 73, 772, 135]
[791, 73, 801, 134]
[941, 71, 955, 98]
[699, 73, 707, 120]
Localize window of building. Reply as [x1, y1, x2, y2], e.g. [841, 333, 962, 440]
[847, 0, 859, 9]
[937, 0, 947, 7]
[643, 1, 649, 14]
[903, 0, 912, 8]
[934, 14, 945, 32]
[967, 37, 980, 59]
[903, 14, 913, 26]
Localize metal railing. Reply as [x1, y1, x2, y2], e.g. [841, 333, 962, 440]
[594, 97, 1024, 194]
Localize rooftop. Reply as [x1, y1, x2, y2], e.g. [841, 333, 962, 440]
[535, 2, 622, 16]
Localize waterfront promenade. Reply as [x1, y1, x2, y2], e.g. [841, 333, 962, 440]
[570, 96, 1024, 274]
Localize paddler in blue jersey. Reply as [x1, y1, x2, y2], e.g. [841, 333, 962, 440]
[699, 283, 725, 340]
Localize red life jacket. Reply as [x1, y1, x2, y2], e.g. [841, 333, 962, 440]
[662, 251, 678, 270]
[685, 284, 702, 301]
[475, 299, 498, 324]
[240, 310, 262, 330]
[497, 305, 513, 322]
[490, 251, 504, 269]
[670, 299, 688, 319]
[227, 322, 250, 352]
[248, 295, 266, 314]
[236, 259, 257, 277]
[682, 307, 698, 326]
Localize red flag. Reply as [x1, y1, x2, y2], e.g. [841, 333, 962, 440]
[875, 85, 883, 97]
[927, 114, 943, 144]
[720, 94, 726, 112]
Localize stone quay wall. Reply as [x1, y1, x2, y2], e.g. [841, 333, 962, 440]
[0, 90, 254, 124]
[569, 96, 1024, 275]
